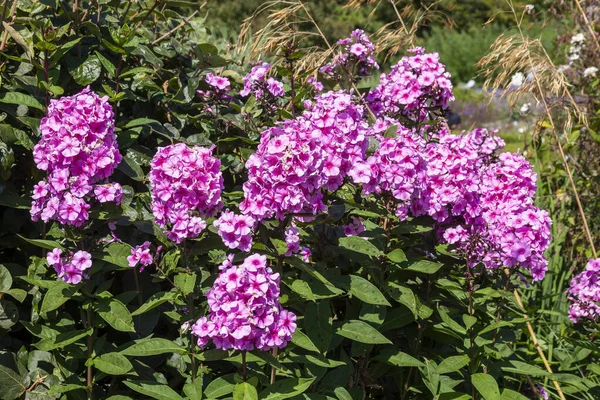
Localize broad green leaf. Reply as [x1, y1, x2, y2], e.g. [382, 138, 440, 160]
[463, 314, 477, 330]
[471, 374, 501, 400]
[204, 374, 237, 398]
[95, 298, 135, 332]
[40, 282, 77, 315]
[436, 355, 470, 374]
[102, 242, 131, 268]
[183, 378, 203, 399]
[18, 235, 63, 250]
[338, 236, 382, 257]
[70, 55, 102, 85]
[123, 380, 184, 400]
[386, 282, 417, 318]
[35, 328, 92, 351]
[405, 260, 443, 274]
[387, 248, 407, 263]
[501, 389, 529, 400]
[6, 288, 26, 303]
[94, 51, 116, 76]
[291, 329, 320, 353]
[174, 273, 196, 295]
[438, 307, 466, 335]
[259, 377, 315, 400]
[233, 382, 258, 400]
[334, 387, 353, 400]
[121, 338, 187, 356]
[336, 320, 392, 344]
[0, 92, 43, 111]
[131, 291, 177, 316]
[305, 301, 332, 353]
[0, 264, 12, 292]
[348, 275, 390, 306]
[0, 365, 26, 400]
[94, 353, 133, 375]
[501, 361, 549, 377]
[377, 351, 424, 367]
[0, 300, 18, 329]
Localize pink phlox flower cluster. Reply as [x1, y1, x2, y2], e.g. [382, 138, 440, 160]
[240, 62, 285, 113]
[127, 241, 154, 271]
[350, 123, 427, 220]
[306, 76, 324, 92]
[214, 210, 256, 252]
[343, 217, 366, 236]
[149, 143, 223, 243]
[241, 90, 370, 220]
[197, 73, 231, 108]
[31, 87, 122, 227]
[284, 224, 311, 262]
[367, 47, 454, 122]
[321, 29, 379, 79]
[567, 259, 600, 323]
[47, 248, 92, 284]
[191, 254, 296, 351]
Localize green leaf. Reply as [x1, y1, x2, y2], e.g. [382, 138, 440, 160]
[387, 248, 407, 263]
[131, 291, 177, 316]
[296, 354, 345, 368]
[386, 282, 417, 318]
[334, 387, 353, 400]
[102, 242, 132, 268]
[377, 351, 424, 367]
[123, 380, 184, 400]
[0, 365, 26, 400]
[338, 236, 382, 257]
[0, 92, 43, 111]
[291, 329, 320, 353]
[94, 352, 133, 375]
[18, 234, 63, 250]
[121, 338, 187, 356]
[40, 282, 77, 315]
[436, 355, 470, 374]
[174, 273, 196, 296]
[70, 55, 102, 85]
[336, 320, 392, 344]
[95, 298, 135, 332]
[463, 314, 477, 330]
[471, 374, 501, 400]
[233, 382, 258, 400]
[35, 328, 92, 351]
[501, 361, 549, 377]
[0, 300, 18, 329]
[348, 275, 390, 306]
[305, 301, 332, 353]
[94, 51, 116, 76]
[0, 264, 12, 292]
[183, 378, 203, 399]
[405, 260, 443, 274]
[501, 389, 529, 400]
[259, 377, 315, 400]
[204, 374, 237, 398]
[6, 288, 26, 303]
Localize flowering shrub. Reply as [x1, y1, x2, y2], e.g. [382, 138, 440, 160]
[0, 3, 592, 400]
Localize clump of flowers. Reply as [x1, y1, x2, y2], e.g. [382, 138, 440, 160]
[569, 32, 585, 64]
[283, 224, 311, 261]
[191, 254, 296, 351]
[240, 62, 285, 114]
[349, 124, 427, 220]
[240, 90, 370, 220]
[31, 87, 122, 227]
[214, 210, 255, 252]
[47, 248, 92, 284]
[321, 29, 378, 80]
[127, 241, 154, 271]
[197, 73, 231, 110]
[567, 258, 600, 323]
[366, 47, 454, 123]
[149, 143, 223, 243]
[343, 217, 366, 237]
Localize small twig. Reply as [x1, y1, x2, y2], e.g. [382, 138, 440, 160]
[135, 0, 160, 29]
[0, 0, 17, 51]
[150, 7, 202, 46]
[242, 351, 247, 381]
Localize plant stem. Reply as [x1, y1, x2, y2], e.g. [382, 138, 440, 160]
[86, 306, 93, 400]
[242, 351, 247, 381]
[133, 268, 143, 306]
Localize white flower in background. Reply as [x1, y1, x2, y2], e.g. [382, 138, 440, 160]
[557, 65, 570, 73]
[520, 103, 531, 114]
[584, 67, 598, 78]
[464, 79, 476, 89]
[518, 127, 526, 134]
[571, 33, 585, 45]
[525, 4, 534, 13]
[511, 72, 525, 88]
